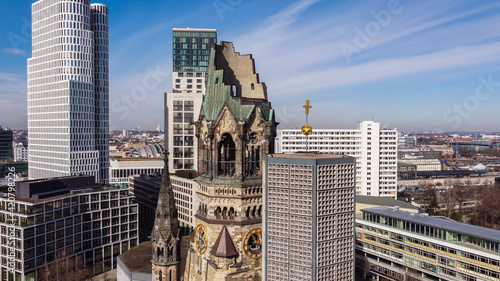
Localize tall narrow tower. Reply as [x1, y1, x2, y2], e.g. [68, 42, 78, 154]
[27, 0, 109, 183]
[184, 41, 277, 281]
[151, 155, 181, 281]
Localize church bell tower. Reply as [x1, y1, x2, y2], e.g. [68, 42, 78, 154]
[151, 155, 181, 281]
[184, 41, 277, 281]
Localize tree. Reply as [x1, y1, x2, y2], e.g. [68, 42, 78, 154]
[37, 250, 93, 281]
[440, 181, 458, 218]
[469, 184, 500, 229]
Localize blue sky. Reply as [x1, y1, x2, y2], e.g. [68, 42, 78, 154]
[1, 0, 500, 132]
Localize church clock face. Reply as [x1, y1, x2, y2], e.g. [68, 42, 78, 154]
[243, 228, 262, 259]
[195, 224, 208, 254]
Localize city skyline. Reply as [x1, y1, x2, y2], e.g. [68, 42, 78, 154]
[2, 0, 500, 132]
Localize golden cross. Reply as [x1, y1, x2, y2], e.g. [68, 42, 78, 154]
[303, 99, 312, 115]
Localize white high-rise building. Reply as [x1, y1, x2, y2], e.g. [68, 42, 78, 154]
[275, 121, 398, 198]
[27, 0, 109, 183]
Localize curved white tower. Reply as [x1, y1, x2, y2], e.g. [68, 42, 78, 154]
[27, 0, 109, 183]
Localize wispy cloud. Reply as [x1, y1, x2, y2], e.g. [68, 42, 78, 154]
[261, 0, 321, 30]
[2, 48, 26, 55]
[0, 72, 24, 83]
[272, 42, 500, 95]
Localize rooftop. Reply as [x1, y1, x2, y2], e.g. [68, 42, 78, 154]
[172, 27, 217, 32]
[118, 241, 152, 274]
[356, 195, 418, 211]
[268, 153, 349, 159]
[362, 207, 500, 244]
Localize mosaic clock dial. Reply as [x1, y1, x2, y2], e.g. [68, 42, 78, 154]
[243, 228, 262, 259]
[195, 224, 208, 254]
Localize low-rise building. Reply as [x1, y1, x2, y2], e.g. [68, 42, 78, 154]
[0, 176, 139, 280]
[109, 157, 164, 187]
[356, 207, 500, 281]
[399, 159, 441, 171]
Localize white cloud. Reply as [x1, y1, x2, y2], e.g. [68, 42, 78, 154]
[2, 48, 26, 55]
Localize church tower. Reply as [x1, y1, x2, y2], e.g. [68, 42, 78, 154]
[151, 156, 181, 281]
[184, 41, 277, 281]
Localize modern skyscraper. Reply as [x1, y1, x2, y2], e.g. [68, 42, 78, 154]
[27, 0, 109, 183]
[171, 28, 217, 94]
[276, 121, 398, 198]
[263, 153, 356, 281]
[165, 28, 216, 171]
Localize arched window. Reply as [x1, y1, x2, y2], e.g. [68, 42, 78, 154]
[159, 270, 162, 281]
[215, 77, 219, 84]
[167, 246, 173, 257]
[229, 207, 235, 220]
[251, 83, 254, 90]
[246, 207, 251, 219]
[215, 206, 222, 219]
[257, 205, 262, 218]
[251, 206, 256, 218]
[218, 133, 236, 176]
[222, 207, 228, 220]
[231, 84, 237, 97]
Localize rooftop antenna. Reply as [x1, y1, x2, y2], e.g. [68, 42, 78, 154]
[301, 99, 312, 153]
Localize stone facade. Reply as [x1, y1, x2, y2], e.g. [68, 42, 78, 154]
[151, 157, 181, 281]
[184, 41, 277, 281]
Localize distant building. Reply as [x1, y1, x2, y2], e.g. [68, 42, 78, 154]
[263, 153, 356, 281]
[129, 143, 165, 158]
[28, 0, 109, 183]
[0, 176, 138, 280]
[14, 142, 28, 162]
[276, 121, 398, 198]
[398, 135, 417, 148]
[397, 163, 418, 180]
[398, 147, 441, 160]
[0, 126, 13, 160]
[109, 157, 164, 187]
[356, 207, 500, 281]
[398, 159, 441, 171]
